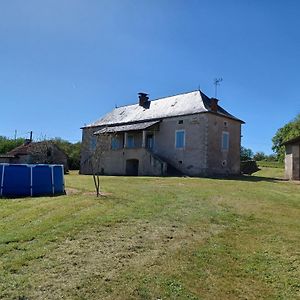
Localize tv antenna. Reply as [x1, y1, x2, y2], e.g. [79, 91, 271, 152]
[214, 78, 223, 98]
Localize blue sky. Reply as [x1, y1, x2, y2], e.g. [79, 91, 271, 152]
[1, 0, 299, 153]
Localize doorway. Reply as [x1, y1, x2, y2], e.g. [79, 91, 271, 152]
[126, 159, 139, 176]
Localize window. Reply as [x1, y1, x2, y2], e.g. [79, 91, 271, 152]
[90, 136, 97, 151]
[222, 132, 229, 151]
[178, 120, 183, 124]
[175, 130, 185, 149]
[111, 136, 120, 150]
[146, 134, 154, 149]
[127, 135, 134, 148]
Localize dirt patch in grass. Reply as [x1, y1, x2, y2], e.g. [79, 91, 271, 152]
[65, 188, 112, 197]
[65, 188, 80, 195]
[83, 191, 113, 196]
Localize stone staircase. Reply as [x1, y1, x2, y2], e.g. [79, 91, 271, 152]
[146, 149, 184, 177]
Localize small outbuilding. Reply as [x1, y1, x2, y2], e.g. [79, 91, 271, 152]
[283, 136, 300, 180]
[0, 140, 69, 173]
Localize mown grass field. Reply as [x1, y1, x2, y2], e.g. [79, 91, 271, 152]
[0, 167, 299, 299]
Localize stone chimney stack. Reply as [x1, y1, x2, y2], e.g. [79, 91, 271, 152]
[210, 98, 219, 112]
[138, 92, 149, 107]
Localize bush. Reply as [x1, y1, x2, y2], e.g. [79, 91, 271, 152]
[241, 160, 260, 175]
[0, 136, 24, 154]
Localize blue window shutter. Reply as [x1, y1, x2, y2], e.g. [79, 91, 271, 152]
[176, 131, 185, 148]
[111, 137, 119, 149]
[127, 135, 134, 148]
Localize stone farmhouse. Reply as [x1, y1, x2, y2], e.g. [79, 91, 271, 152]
[80, 90, 244, 176]
[283, 136, 300, 180]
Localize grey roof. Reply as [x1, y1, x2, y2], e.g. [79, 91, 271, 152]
[85, 90, 244, 128]
[94, 120, 160, 134]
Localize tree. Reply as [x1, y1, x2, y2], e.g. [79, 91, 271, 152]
[272, 113, 300, 162]
[0, 136, 24, 154]
[51, 138, 81, 170]
[240, 146, 254, 161]
[80, 131, 110, 197]
[253, 151, 266, 161]
[90, 133, 110, 197]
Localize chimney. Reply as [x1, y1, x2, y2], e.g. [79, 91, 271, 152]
[24, 139, 32, 145]
[210, 98, 219, 112]
[138, 92, 149, 107]
[24, 131, 33, 145]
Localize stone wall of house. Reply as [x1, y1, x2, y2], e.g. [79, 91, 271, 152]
[293, 145, 300, 180]
[96, 148, 166, 176]
[152, 114, 208, 176]
[0, 158, 11, 164]
[206, 114, 241, 175]
[285, 144, 300, 180]
[285, 145, 293, 180]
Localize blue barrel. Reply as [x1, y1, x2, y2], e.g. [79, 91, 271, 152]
[0, 164, 65, 197]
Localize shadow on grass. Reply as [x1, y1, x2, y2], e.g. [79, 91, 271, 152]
[207, 174, 287, 183]
[164, 173, 285, 183]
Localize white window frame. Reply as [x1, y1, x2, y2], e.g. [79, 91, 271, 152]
[175, 130, 185, 149]
[222, 131, 229, 151]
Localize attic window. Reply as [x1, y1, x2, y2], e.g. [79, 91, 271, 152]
[178, 120, 183, 124]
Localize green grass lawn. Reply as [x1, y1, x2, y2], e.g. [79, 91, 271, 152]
[0, 167, 299, 299]
[256, 160, 285, 169]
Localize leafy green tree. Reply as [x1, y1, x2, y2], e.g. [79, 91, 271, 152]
[272, 114, 300, 162]
[0, 136, 24, 154]
[240, 146, 254, 161]
[51, 138, 81, 170]
[253, 151, 266, 161]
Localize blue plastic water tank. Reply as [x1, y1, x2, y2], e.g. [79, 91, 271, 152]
[0, 164, 65, 197]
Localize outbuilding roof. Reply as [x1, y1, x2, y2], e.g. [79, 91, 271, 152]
[282, 136, 300, 145]
[6, 141, 67, 157]
[84, 90, 244, 128]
